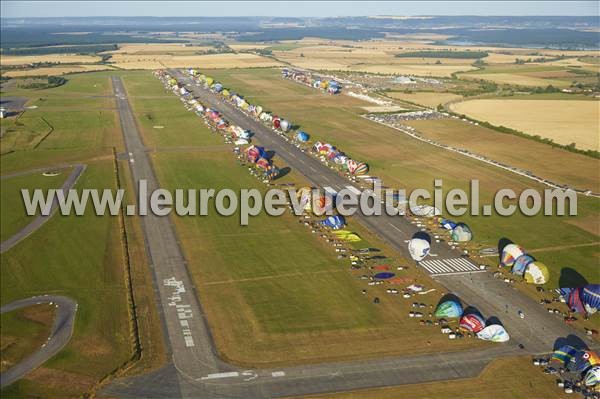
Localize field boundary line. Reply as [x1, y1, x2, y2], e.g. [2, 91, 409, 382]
[32, 116, 55, 149]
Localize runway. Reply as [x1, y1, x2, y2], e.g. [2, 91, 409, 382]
[0, 296, 77, 387]
[102, 72, 596, 398]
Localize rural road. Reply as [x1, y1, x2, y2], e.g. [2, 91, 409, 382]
[0, 296, 77, 388]
[0, 164, 86, 254]
[102, 72, 595, 398]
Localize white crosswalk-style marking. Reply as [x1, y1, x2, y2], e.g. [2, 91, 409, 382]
[420, 257, 482, 275]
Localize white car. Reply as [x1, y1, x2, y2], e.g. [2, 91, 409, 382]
[518, 310, 525, 319]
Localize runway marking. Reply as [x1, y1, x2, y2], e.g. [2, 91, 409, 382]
[387, 222, 404, 234]
[420, 257, 482, 275]
[272, 371, 286, 377]
[200, 371, 240, 380]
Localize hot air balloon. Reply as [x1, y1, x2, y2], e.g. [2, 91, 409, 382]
[296, 131, 309, 142]
[459, 313, 486, 333]
[280, 119, 291, 132]
[213, 83, 223, 92]
[322, 215, 345, 229]
[296, 187, 313, 211]
[246, 145, 265, 163]
[500, 244, 525, 267]
[476, 324, 510, 343]
[205, 77, 214, 86]
[256, 157, 270, 170]
[312, 192, 334, 215]
[273, 116, 281, 129]
[240, 130, 252, 140]
[408, 238, 430, 262]
[435, 299, 463, 319]
[560, 287, 587, 314]
[354, 162, 369, 176]
[451, 223, 473, 242]
[346, 159, 359, 174]
[221, 89, 230, 97]
[582, 284, 600, 314]
[410, 205, 441, 217]
[374, 272, 395, 279]
[438, 218, 457, 230]
[584, 365, 600, 387]
[574, 350, 600, 373]
[551, 345, 579, 366]
[523, 261, 549, 285]
[512, 254, 535, 276]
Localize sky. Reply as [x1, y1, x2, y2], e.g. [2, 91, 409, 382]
[2, 1, 598, 18]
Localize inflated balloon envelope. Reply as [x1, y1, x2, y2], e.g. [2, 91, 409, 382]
[476, 324, 510, 343]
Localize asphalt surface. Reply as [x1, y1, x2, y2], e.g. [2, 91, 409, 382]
[0, 296, 77, 387]
[103, 72, 596, 398]
[0, 164, 86, 254]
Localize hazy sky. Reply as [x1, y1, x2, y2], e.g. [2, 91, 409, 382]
[2, 1, 598, 18]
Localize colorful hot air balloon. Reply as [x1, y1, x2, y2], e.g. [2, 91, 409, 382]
[582, 284, 600, 314]
[476, 324, 510, 343]
[312, 192, 333, 215]
[272, 116, 281, 129]
[213, 83, 223, 92]
[408, 238, 430, 262]
[500, 244, 525, 267]
[459, 313, 486, 333]
[551, 345, 579, 366]
[296, 131, 309, 142]
[374, 272, 395, 279]
[584, 365, 600, 387]
[322, 215, 345, 229]
[256, 157, 270, 170]
[574, 350, 600, 373]
[435, 299, 463, 319]
[354, 162, 369, 176]
[346, 159, 358, 174]
[296, 187, 313, 211]
[560, 287, 587, 314]
[246, 145, 265, 163]
[523, 261, 549, 285]
[512, 254, 535, 276]
[451, 223, 473, 242]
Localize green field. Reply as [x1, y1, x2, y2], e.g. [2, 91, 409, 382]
[1, 304, 55, 373]
[0, 170, 71, 241]
[206, 68, 599, 289]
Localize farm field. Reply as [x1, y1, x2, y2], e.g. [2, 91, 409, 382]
[385, 91, 464, 107]
[403, 118, 600, 192]
[449, 99, 600, 150]
[206, 68, 600, 289]
[0, 304, 55, 373]
[3, 64, 115, 77]
[0, 54, 102, 65]
[109, 52, 282, 70]
[103, 42, 215, 55]
[123, 71, 483, 366]
[300, 357, 569, 399]
[0, 169, 71, 241]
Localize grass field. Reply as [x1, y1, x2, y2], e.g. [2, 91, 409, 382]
[0, 169, 71, 241]
[1, 304, 55, 373]
[299, 357, 570, 399]
[3, 64, 115, 77]
[449, 99, 600, 150]
[0, 71, 165, 396]
[1, 161, 131, 397]
[123, 72, 486, 366]
[206, 68, 600, 291]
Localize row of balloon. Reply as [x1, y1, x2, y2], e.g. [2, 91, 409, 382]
[434, 297, 510, 343]
[312, 141, 369, 177]
[550, 345, 600, 389]
[281, 68, 341, 94]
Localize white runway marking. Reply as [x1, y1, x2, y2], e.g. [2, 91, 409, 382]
[420, 257, 482, 275]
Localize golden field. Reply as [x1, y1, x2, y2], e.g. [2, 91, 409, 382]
[109, 52, 282, 69]
[386, 91, 464, 107]
[450, 98, 600, 150]
[458, 72, 572, 87]
[0, 54, 102, 65]
[103, 42, 215, 55]
[3, 64, 115, 77]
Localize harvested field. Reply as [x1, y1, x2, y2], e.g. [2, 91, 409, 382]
[0, 54, 102, 65]
[449, 99, 600, 150]
[110, 52, 282, 69]
[386, 91, 463, 107]
[104, 43, 214, 55]
[458, 72, 570, 87]
[3, 64, 114, 77]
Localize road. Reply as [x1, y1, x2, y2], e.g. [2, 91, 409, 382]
[0, 296, 77, 388]
[1, 164, 86, 254]
[103, 72, 595, 398]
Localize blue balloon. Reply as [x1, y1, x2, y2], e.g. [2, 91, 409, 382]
[296, 131, 309, 142]
[374, 272, 395, 279]
[582, 284, 600, 313]
[322, 215, 345, 229]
